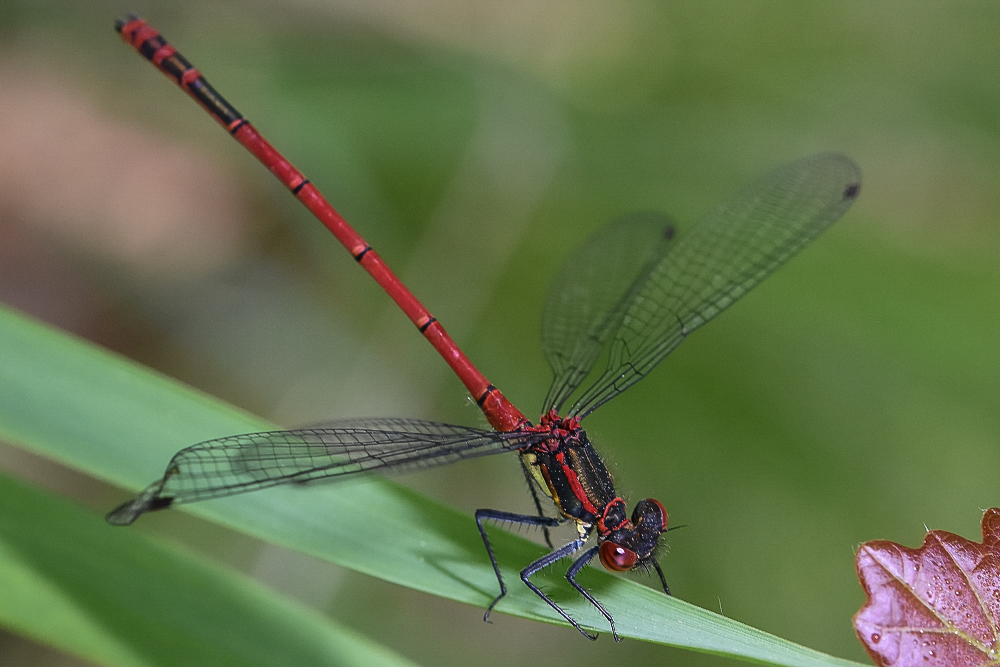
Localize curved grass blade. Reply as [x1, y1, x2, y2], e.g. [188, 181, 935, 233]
[0, 471, 418, 667]
[0, 305, 864, 665]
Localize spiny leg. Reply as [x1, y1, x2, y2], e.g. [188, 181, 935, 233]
[564, 546, 619, 641]
[519, 539, 600, 640]
[475, 509, 560, 622]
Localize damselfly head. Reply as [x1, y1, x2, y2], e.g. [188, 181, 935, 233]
[598, 497, 668, 572]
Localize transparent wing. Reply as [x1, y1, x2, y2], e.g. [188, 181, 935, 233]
[541, 212, 676, 414]
[569, 152, 861, 417]
[107, 418, 542, 525]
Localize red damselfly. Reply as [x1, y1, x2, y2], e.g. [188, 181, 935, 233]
[108, 15, 861, 641]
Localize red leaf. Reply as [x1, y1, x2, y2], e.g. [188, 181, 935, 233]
[854, 508, 1000, 666]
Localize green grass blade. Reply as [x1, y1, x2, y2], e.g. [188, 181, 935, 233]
[0, 304, 865, 666]
[0, 471, 418, 667]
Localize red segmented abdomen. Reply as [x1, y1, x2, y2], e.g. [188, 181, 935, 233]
[115, 16, 528, 434]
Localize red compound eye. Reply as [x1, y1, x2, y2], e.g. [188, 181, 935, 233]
[633, 498, 668, 532]
[599, 540, 638, 572]
[646, 498, 669, 532]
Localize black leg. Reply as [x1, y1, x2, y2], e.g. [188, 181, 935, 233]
[652, 560, 671, 596]
[519, 460, 554, 548]
[519, 538, 600, 640]
[475, 509, 560, 623]
[564, 546, 619, 641]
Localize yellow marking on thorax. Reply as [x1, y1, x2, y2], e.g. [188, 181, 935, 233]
[521, 452, 555, 500]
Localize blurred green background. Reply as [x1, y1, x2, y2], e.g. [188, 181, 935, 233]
[2, 1, 1000, 665]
